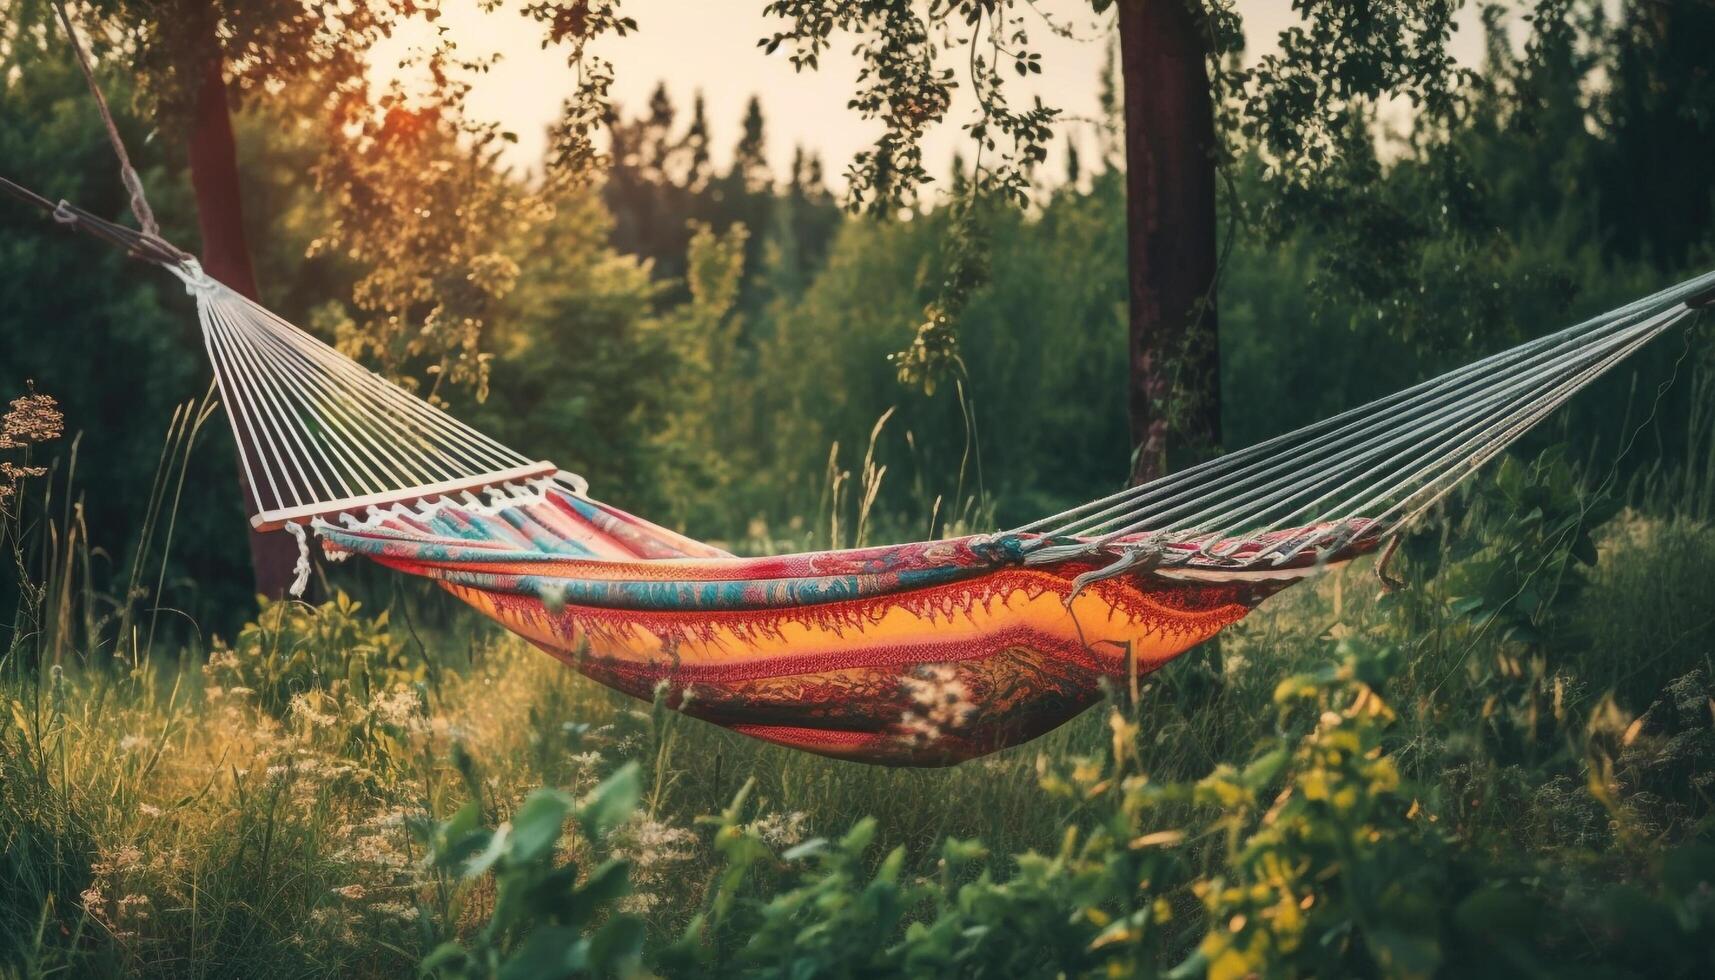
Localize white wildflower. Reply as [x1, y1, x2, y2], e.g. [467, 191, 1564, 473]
[111, 844, 143, 870]
[749, 811, 809, 847]
[613, 816, 698, 914]
[368, 686, 421, 727]
[80, 885, 105, 914]
[371, 901, 419, 922]
[288, 693, 338, 729]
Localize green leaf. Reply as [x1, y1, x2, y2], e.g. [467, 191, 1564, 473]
[510, 789, 574, 866]
[839, 816, 878, 857]
[782, 838, 829, 861]
[576, 858, 632, 909]
[576, 762, 640, 841]
[1453, 884, 1539, 937]
[1571, 531, 1598, 567]
[464, 825, 510, 878]
[1241, 747, 1290, 788]
[1450, 595, 1485, 616]
[419, 940, 469, 974]
[523, 864, 583, 920]
[497, 925, 582, 980]
[941, 837, 988, 866]
[586, 914, 645, 972]
[1365, 926, 1441, 979]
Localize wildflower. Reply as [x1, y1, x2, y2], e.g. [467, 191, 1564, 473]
[80, 885, 105, 915]
[337, 833, 400, 868]
[289, 693, 338, 729]
[368, 686, 421, 727]
[613, 816, 698, 914]
[0, 462, 43, 506]
[371, 901, 419, 922]
[0, 383, 63, 446]
[91, 843, 144, 877]
[749, 811, 810, 847]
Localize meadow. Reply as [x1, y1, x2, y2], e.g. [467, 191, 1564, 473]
[3, 398, 1714, 976]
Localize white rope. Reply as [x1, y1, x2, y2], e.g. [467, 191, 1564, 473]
[1018, 269, 1715, 547]
[168, 264, 560, 527]
[284, 521, 312, 598]
[163, 252, 1703, 574]
[1018, 277, 1708, 576]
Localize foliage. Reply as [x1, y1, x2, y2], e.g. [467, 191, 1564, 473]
[759, 0, 1054, 214]
[1183, 645, 1438, 980]
[311, 68, 542, 401]
[1433, 448, 1617, 648]
[526, 0, 638, 186]
[757, 0, 1060, 388]
[653, 623, 1715, 979]
[70, 0, 409, 122]
[416, 764, 647, 980]
[205, 590, 421, 719]
[1217, 0, 1471, 180]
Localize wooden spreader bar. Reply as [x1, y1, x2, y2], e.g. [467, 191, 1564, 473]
[250, 461, 560, 532]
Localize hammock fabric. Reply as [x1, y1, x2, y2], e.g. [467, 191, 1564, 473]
[316, 484, 1370, 764]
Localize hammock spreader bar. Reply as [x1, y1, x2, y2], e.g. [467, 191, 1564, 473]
[4, 173, 1709, 765]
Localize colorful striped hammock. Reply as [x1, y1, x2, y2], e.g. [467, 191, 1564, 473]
[317, 484, 1368, 764]
[7, 177, 1710, 765]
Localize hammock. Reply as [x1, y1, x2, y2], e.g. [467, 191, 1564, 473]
[5, 174, 1711, 764]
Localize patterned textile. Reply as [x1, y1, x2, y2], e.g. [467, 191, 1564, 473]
[317, 487, 1366, 766]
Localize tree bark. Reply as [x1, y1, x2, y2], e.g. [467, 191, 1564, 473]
[187, 57, 306, 601]
[1116, 0, 1221, 486]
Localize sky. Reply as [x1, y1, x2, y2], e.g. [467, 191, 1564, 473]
[371, 1, 1498, 191]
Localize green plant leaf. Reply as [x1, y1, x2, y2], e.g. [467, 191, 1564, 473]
[575, 762, 640, 841]
[586, 914, 645, 973]
[419, 940, 469, 974]
[510, 789, 574, 866]
[464, 825, 510, 878]
[497, 925, 583, 980]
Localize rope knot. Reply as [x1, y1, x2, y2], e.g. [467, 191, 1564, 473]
[167, 258, 216, 295]
[283, 522, 313, 598]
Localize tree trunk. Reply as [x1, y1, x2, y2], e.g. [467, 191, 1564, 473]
[1116, 0, 1221, 486]
[187, 57, 306, 601]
